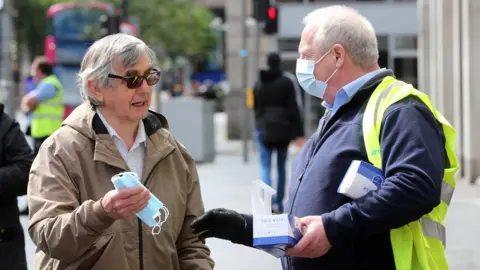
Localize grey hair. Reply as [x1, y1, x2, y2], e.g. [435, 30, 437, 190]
[302, 5, 379, 69]
[77, 33, 157, 106]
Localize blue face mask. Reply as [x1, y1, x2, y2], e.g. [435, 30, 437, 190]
[111, 172, 170, 235]
[296, 48, 338, 99]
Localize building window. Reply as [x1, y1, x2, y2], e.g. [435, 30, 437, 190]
[394, 57, 418, 88]
[280, 59, 297, 74]
[395, 35, 417, 50]
[278, 38, 301, 52]
[377, 35, 388, 51]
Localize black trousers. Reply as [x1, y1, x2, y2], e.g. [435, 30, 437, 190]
[26, 125, 48, 155]
[22, 128, 49, 214]
[33, 137, 48, 154]
[0, 226, 27, 270]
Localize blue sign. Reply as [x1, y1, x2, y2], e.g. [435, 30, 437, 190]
[240, 49, 248, 58]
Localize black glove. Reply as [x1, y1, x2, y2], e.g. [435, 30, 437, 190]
[190, 208, 253, 247]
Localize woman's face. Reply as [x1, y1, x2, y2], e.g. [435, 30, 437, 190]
[94, 51, 157, 123]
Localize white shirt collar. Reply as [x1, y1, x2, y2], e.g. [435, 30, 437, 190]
[96, 109, 147, 146]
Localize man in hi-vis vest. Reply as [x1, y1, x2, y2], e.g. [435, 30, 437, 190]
[190, 5, 458, 270]
[21, 56, 64, 154]
[19, 57, 64, 216]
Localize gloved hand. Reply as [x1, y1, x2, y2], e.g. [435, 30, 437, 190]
[190, 208, 253, 246]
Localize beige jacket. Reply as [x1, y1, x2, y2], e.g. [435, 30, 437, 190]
[27, 103, 214, 270]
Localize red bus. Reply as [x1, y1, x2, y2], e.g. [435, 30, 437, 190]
[44, 2, 114, 119]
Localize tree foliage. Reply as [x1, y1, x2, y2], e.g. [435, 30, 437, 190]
[11, 0, 218, 60]
[130, 0, 218, 58]
[11, 0, 50, 58]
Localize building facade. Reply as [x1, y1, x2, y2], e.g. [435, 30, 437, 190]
[418, 0, 479, 184]
[222, 0, 277, 139]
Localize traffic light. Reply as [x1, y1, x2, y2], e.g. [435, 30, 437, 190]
[253, 0, 269, 22]
[264, 5, 278, 35]
[109, 15, 121, 34]
[99, 14, 121, 37]
[99, 15, 110, 37]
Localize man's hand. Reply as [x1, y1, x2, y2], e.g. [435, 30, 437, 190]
[286, 216, 332, 258]
[20, 94, 38, 113]
[190, 208, 247, 244]
[293, 137, 306, 149]
[20, 100, 30, 114]
[101, 187, 150, 220]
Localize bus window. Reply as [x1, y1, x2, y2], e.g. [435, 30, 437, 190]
[52, 8, 105, 40]
[53, 65, 82, 106]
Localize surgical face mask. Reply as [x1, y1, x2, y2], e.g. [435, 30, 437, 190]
[296, 48, 338, 99]
[111, 172, 170, 235]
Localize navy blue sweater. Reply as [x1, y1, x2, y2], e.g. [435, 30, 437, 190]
[243, 70, 446, 269]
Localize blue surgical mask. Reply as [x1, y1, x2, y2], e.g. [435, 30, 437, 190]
[111, 172, 170, 235]
[296, 48, 338, 99]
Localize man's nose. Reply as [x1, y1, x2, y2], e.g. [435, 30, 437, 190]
[137, 79, 151, 92]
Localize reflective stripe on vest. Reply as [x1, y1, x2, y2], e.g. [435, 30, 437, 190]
[31, 75, 64, 138]
[363, 76, 459, 270]
[421, 217, 446, 247]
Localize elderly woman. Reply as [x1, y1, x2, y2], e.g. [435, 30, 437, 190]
[27, 33, 214, 270]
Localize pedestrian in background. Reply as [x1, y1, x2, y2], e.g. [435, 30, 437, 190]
[19, 56, 65, 216]
[191, 5, 458, 270]
[21, 56, 64, 154]
[253, 52, 304, 213]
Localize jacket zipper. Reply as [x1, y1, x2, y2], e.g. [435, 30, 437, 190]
[138, 219, 144, 270]
[286, 111, 330, 269]
[288, 116, 327, 218]
[286, 161, 309, 269]
[137, 147, 176, 270]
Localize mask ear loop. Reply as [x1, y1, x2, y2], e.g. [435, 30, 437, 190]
[151, 206, 170, 235]
[325, 68, 338, 84]
[315, 47, 333, 65]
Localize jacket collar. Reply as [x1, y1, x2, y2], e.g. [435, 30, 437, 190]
[63, 103, 176, 181]
[358, 69, 395, 91]
[320, 69, 395, 131]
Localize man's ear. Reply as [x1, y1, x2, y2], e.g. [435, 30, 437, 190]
[332, 44, 346, 69]
[87, 80, 103, 103]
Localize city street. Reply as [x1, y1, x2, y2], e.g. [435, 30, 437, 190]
[16, 113, 480, 270]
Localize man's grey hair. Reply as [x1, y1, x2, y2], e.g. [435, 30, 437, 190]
[302, 5, 379, 69]
[77, 33, 157, 106]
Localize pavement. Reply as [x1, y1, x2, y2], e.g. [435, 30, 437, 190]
[14, 112, 480, 270]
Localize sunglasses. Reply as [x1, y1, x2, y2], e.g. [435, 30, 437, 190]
[108, 69, 161, 89]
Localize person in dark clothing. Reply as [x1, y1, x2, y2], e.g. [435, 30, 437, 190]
[190, 5, 456, 270]
[0, 103, 35, 270]
[253, 52, 304, 213]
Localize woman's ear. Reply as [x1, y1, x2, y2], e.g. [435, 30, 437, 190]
[87, 80, 103, 103]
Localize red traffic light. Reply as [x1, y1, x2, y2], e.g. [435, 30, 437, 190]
[268, 7, 277, 20]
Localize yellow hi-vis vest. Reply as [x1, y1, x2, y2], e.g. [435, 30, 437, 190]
[363, 76, 458, 270]
[31, 75, 64, 138]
